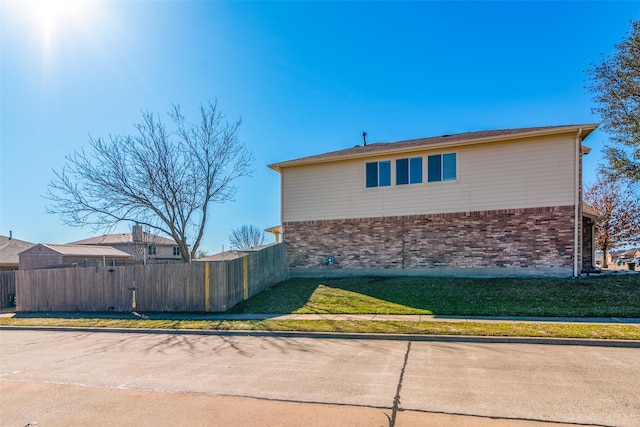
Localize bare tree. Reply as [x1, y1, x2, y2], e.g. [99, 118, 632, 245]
[586, 20, 640, 183]
[193, 249, 210, 260]
[229, 225, 265, 250]
[584, 174, 640, 268]
[47, 101, 253, 262]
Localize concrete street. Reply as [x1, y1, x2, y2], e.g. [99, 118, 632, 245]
[1, 329, 639, 426]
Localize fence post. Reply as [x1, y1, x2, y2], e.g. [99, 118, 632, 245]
[243, 256, 249, 300]
[204, 262, 211, 312]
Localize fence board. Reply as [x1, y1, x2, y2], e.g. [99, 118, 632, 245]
[15, 243, 288, 313]
[247, 243, 289, 298]
[0, 271, 16, 308]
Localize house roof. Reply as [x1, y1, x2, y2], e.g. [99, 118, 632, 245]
[69, 232, 176, 246]
[582, 203, 601, 219]
[607, 248, 639, 257]
[619, 248, 640, 258]
[198, 250, 248, 262]
[197, 244, 277, 262]
[21, 244, 132, 258]
[0, 235, 36, 266]
[268, 124, 599, 172]
[265, 225, 283, 234]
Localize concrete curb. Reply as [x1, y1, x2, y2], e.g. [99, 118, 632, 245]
[2, 325, 639, 348]
[4, 312, 640, 324]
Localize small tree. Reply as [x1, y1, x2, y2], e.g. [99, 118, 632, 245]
[47, 101, 253, 262]
[584, 174, 640, 268]
[229, 225, 265, 250]
[193, 249, 210, 260]
[586, 20, 640, 183]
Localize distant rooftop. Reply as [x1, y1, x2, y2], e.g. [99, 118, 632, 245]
[69, 232, 176, 246]
[35, 244, 132, 257]
[0, 235, 36, 266]
[197, 244, 277, 262]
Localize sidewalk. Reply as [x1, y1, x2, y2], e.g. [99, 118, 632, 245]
[3, 311, 640, 324]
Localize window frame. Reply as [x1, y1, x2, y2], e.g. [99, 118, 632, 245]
[365, 160, 392, 188]
[396, 156, 423, 185]
[427, 152, 457, 183]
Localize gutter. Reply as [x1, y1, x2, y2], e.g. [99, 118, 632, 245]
[267, 124, 599, 173]
[574, 128, 584, 277]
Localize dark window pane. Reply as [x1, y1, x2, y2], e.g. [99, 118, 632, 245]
[379, 161, 391, 186]
[396, 158, 409, 185]
[427, 155, 441, 182]
[366, 162, 378, 187]
[410, 157, 422, 184]
[443, 153, 456, 181]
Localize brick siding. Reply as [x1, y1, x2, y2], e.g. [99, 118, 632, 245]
[284, 206, 575, 271]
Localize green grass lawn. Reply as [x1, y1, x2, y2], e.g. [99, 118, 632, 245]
[2, 274, 638, 340]
[230, 274, 640, 317]
[1, 317, 639, 340]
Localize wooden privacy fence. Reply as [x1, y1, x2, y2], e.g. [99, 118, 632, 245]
[15, 243, 289, 313]
[0, 271, 16, 308]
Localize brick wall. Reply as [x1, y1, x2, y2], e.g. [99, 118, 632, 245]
[284, 205, 575, 271]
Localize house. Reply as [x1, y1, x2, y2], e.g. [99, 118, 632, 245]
[601, 248, 640, 266]
[624, 248, 640, 260]
[595, 249, 640, 268]
[268, 124, 599, 277]
[68, 224, 182, 262]
[0, 234, 35, 271]
[19, 244, 132, 270]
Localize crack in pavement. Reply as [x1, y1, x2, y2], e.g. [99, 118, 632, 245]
[387, 340, 411, 427]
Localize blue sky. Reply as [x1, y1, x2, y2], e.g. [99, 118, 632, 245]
[1, 1, 639, 254]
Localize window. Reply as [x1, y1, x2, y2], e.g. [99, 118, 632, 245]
[396, 157, 422, 185]
[173, 247, 180, 256]
[365, 160, 391, 188]
[427, 153, 456, 182]
[147, 245, 156, 256]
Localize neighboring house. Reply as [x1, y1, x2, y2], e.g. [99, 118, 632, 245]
[19, 244, 132, 270]
[603, 248, 640, 265]
[69, 225, 182, 262]
[269, 124, 599, 277]
[0, 234, 35, 271]
[627, 248, 640, 260]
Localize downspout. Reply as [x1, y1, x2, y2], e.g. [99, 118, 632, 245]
[573, 128, 583, 277]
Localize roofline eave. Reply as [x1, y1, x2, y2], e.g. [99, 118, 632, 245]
[268, 124, 599, 173]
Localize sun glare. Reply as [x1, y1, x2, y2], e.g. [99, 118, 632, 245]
[23, 0, 95, 49]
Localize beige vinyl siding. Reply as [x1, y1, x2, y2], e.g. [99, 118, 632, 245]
[281, 134, 576, 222]
[153, 245, 181, 259]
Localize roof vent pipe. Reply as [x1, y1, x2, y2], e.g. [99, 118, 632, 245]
[362, 131, 367, 146]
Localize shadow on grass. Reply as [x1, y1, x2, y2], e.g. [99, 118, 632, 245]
[229, 274, 640, 317]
